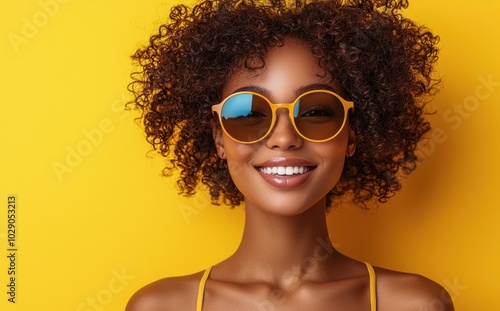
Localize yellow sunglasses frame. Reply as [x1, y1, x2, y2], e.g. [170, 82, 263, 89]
[211, 89, 354, 144]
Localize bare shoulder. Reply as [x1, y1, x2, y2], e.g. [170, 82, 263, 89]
[374, 266, 455, 311]
[125, 271, 204, 311]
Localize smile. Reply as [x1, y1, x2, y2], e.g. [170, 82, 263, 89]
[258, 166, 315, 176]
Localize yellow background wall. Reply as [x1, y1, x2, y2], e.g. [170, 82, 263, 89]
[1, 0, 498, 310]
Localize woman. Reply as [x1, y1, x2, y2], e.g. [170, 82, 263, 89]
[126, 0, 454, 310]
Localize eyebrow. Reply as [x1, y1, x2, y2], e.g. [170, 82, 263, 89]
[231, 83, 337, 98]
[296, 83, 336, 95]
[232, 85, 271, 97]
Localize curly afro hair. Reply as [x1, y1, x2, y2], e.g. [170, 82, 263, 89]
[128, 0, 440, 208]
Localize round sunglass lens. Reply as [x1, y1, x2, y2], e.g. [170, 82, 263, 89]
[294, 92, 346, 141]
[221, 93, 272, 142]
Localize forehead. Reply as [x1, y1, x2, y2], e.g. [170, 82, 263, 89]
[222, 38, 340, 99]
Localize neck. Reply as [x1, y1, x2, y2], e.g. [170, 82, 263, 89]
[227, 197, 337, 282]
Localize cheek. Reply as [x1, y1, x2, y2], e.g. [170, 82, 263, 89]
[223, 139, 256, 182]
[315, 133, 350, 178]
[318, 144, 346, 175]
[320, 128, 349, 156]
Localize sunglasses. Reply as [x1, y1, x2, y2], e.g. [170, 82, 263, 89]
[212, 90, 354, 144]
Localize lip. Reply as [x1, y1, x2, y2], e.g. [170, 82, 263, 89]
[255, 157, 316, 168]
[255, 157, 317, 189]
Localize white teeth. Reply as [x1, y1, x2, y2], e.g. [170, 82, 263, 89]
[259, 166, 311, 176]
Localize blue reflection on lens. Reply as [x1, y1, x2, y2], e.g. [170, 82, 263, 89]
[222, 94, 253, 119]
[294, 100, 300, 118]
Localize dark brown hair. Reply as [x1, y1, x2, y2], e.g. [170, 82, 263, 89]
[128, 0, 440, 208]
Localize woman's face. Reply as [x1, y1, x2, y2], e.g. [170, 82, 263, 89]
[214, 38, 355, 216]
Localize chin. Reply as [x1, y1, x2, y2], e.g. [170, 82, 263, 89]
[245, 195, 327, 217]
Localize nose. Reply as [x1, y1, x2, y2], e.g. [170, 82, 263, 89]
[265, 108, 303, 150]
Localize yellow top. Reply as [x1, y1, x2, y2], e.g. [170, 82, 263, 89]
[196, 262, 377, 311]
[365, 262, 377, 311]
[196, 265, 213, 310]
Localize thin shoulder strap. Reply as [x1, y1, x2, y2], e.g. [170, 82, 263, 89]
[364, 262, 377, 311]
[196, 266, 212, 311]
[196, 264, 375, 310]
